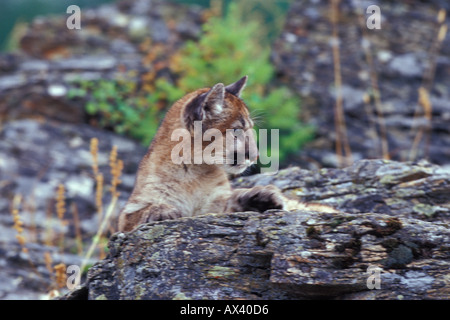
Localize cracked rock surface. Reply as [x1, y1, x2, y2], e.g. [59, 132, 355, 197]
[63, 159, 450, 300]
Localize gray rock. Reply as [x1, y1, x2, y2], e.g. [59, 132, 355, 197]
[0, 74, 26, 91]
[61, 159, 449, 300]
[388, 53, 424, 78]
[273, 0, 450, 168]
[54, 56, 117, 71]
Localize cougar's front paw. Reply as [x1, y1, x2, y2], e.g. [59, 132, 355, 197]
[140, 204, 182, 223]
[239, 185, 285, 212]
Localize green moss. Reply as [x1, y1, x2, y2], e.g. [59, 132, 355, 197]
[394, 188, 425, 198]
[328, 215, 356, 229]
[134, 284, 146, 300]
[275, 219, 288, 226]
[206, 266, 239, 279]
[173, 292, 191, 300]
[142, 224, 165, 241]
[413, 203, 439, 218]
[149, 251, 160, 263]
[379, 174, 396, 185]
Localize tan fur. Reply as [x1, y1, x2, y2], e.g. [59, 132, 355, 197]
[118, 77, 337, 232]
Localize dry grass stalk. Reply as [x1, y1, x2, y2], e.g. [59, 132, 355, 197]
[95, 173, 104, 219]
[109, 145, 123, 198]
[44, 251, 57, 293]
[101, 145, 123, 256]
[81, 195, 118, 273]
[330, 0, 352, 167]
[55, 184, 68, 252]
[437, 23, 447, 42]
[11, 194, 26, 251]
[23, 194, 38, 243]
[409, 87, 433, 161]
[71, 202, 83, 255]
[90, 137, 99, 177]
[44, 201, 54, 247]
[12, 209, 26, 252]
[54, 263, 67, 289]
[410, 8, 445, 160]
[90, 138, 105, 219]
[44, 252, 53, 275]
[55, 184, 66, 220]
[82, 143, 124, 269]
[90, 137, 104, 219]
[11, 194, 28, 254]
[44, 252, 67, 294]
[356, 4, 389, 160]
[422, 8, 447, 91]
[11, 195, 40, 275]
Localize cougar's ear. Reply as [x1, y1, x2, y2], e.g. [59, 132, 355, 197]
[203, 83, 225, 115]
[225, 75, 248, 97]
[184, 83, 225, 128]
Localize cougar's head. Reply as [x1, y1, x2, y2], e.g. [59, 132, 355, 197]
[182, 76, 258, 174]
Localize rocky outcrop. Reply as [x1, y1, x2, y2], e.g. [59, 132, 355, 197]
[273, 0, 450, 168]
[0, 0, 204, 124]
[64, 160, 450, 300]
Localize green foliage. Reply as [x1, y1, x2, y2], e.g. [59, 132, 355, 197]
[174, 4, 273, 90]
[69, 78, 162, 145]
[253, 87, 315, 160]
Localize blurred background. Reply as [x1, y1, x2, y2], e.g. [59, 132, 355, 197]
[1, 0, 289, 51]
[1, 1, 110, 51]
[0, 0, 449, 299]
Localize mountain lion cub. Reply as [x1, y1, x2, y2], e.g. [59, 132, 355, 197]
[118, 76, 335, 232]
